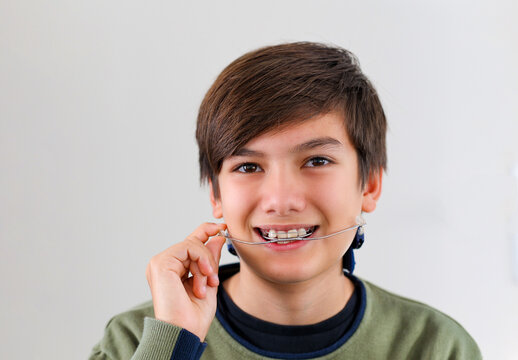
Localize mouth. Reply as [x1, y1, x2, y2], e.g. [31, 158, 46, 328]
[254, 225, 318, 244]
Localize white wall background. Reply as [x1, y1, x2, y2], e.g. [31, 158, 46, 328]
[1, 1, 517, 359]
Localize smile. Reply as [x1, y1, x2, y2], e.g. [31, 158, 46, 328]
[254, 226, 317, 244]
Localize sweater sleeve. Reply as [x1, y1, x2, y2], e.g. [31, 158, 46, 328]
[89, 317, 206, 360]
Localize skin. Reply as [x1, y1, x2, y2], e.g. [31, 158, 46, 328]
[146, 111, 382, 340]
[146, 222, 227, 341]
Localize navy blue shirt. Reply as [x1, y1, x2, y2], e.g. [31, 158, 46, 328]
[216, 264, 360, 354]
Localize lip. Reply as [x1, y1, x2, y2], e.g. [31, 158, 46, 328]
[264, 239, 309, 251]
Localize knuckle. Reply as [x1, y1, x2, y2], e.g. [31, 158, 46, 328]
[184, 236, 196, 245]
[147, 254, 165, 272]
[148, 254, 160, 266]
[188, 234, 203, 244]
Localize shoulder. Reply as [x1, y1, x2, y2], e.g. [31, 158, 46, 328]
[352, 279, 482, 359]
[105, 300, 155, 336]
[89, 301, 154, 359]
[363, 280, 470, 332]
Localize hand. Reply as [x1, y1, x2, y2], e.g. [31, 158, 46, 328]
[145, 222, 227, 341]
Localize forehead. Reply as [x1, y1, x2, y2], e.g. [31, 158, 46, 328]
[237, 112, 350, 152]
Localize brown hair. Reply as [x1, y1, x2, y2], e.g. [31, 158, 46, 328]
[196, 42, 387, 198]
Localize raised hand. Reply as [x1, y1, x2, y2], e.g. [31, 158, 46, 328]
[145, 222, 227, 341]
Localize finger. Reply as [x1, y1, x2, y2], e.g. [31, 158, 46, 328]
[205, 235, 226, 287]
[190, 261, 207, 299]
[187, 223, 226, 274]
[184, 244, 214, 277]
[158, 223, 227, 279]
[207, 272, 220, 288]
[188, 222, 227, 245]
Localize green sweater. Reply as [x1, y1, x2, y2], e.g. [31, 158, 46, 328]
[89, 266, 481, 360]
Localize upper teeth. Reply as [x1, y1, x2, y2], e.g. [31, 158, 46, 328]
[265, 228, 309, 239]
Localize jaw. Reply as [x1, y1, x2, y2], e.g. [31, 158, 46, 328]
[233, 249, 347, 298]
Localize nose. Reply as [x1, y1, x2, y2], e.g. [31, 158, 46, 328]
[259, 165, 306, 216]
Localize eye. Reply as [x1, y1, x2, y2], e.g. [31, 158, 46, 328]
[305, 157, 331, 167]
[235, 163, 262, 173]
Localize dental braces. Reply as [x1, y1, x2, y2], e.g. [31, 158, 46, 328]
[218, 215, 366, 245]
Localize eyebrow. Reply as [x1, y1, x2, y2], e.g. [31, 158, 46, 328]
[232, 136, 343, 157]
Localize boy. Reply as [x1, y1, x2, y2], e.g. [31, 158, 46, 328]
[89, 42, 481, 359]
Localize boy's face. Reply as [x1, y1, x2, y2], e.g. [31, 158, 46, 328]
[210, 112, 381, 284]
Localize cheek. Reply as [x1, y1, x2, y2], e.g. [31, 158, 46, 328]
[219, 181, 256, 228]
[310, 174, 363, 221]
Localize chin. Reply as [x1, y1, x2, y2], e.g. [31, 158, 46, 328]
[247, 256, 326, 285]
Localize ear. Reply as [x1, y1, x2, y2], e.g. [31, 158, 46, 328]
[361, 169, 383, 213]
[209, 180, 223, 219]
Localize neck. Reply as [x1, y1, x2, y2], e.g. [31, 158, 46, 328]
[223, 262, 354, 325]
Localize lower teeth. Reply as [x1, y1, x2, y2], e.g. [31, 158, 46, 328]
[276, 240, 292, 244]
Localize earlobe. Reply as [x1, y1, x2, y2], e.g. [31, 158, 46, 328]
[361, 169, 383, 213]
[209, 180, 223, 219]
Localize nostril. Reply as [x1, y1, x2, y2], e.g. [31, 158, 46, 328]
[259, 183, 307, 215]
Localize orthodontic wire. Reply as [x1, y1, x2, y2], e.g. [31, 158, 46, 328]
[218, 221, 365, 245]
